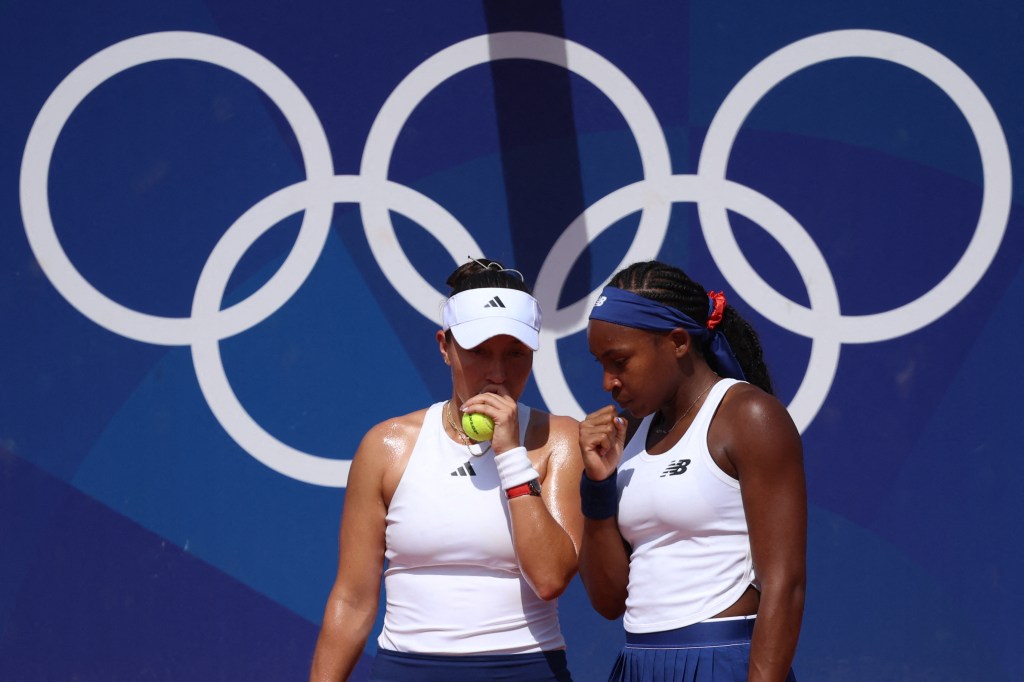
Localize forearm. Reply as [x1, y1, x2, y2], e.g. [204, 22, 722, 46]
[748, 578, 805, 681]
[496, 433, 583, 600]
[309, 593, 378, 682]
[578, 517, 630, 619]
[508, 497, 579, 600]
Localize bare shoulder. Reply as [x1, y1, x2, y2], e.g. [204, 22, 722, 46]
[547, 412, 582, 445]
[524, 408, 580, 475]
[717, 382, 794, 428]
[360, 408, 427, 448]
[712, 382, 802, 470]
[524, 408, 578, 447]
[352, 408, 428, 474]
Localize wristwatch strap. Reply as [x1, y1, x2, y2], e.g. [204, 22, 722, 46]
[506, 479, 541, 499]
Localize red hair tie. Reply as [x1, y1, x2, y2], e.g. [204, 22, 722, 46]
[706, 291, 727, 330]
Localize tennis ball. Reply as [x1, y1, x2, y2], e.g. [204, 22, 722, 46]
[462, 412, 495, 441]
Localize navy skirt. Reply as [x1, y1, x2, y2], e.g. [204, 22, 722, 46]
[370, 648, 573, 681]
[609, 618, 796, 682]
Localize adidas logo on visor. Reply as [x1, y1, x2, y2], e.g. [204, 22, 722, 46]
[440, 288, 542, 351]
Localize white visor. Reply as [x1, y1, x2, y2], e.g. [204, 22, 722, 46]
[441, 288, 542, 350]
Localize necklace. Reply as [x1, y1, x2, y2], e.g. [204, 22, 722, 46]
[651, 378, 718, 435]
[444, 400, 491, 457]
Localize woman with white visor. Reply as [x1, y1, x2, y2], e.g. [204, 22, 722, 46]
[310, 258, 583, 681]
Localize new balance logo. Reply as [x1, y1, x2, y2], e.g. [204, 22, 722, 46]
[659, 459, 691, 477]
[450, 460, 477, 477]
[484, 296, 506, 308]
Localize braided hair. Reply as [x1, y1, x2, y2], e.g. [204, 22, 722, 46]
[609, 260, 774, 395]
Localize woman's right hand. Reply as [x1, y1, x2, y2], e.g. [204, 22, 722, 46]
[579, 405, 627, 481]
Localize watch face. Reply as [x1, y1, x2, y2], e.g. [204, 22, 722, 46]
[527, 479, 542, 496]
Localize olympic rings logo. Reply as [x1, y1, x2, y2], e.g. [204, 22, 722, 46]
[20, 30, 1011, 488]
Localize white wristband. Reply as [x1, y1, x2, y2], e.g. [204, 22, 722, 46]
[494, 447, 539, 489]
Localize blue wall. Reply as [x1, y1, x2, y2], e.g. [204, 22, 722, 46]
[3, 1, 1021, 679]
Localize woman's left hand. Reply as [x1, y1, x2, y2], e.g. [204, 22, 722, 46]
[460, 392, 520, 454]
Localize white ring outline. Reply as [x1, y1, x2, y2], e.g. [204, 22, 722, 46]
[20, 32, 336, 345]
[531, 176, 843, 432]
[190, 176, 472, 486]
[699, 29, 1012, 343]
[537, 30, 1010, 429]
[18, 31, 476, 486]
[19, 29, 1012, 485]
[360, 31, 673, 324]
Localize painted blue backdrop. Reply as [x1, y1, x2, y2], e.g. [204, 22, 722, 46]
[2, 1, 1022, 680]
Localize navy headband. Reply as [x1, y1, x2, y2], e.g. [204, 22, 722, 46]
[589, 286, 747, 381]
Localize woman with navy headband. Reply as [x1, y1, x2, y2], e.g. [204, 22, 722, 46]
[578, 261, 805, 682]
[310, 258, 582, 681]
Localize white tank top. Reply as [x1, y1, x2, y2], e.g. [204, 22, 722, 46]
[616, 379, 756, 633]
[378, 401, 565, 654]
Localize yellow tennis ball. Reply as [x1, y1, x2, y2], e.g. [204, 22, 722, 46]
[462, 412, 495, 441]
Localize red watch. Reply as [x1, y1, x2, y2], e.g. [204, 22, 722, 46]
[506, 479, 542, 499]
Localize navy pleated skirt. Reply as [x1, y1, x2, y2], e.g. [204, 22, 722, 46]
[369, 648, 573, 681]
[609, 618, 796, 682]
